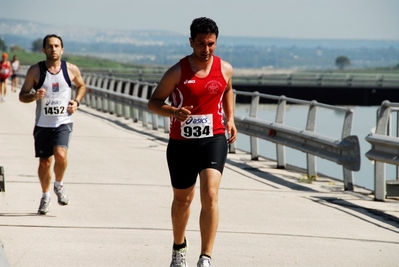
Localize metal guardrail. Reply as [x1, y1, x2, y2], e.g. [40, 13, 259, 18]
[233, 72, 399, 88]
[21, 71, 399, 200]
[230, 91, 360, 190]
[81, 74, 167, 131]
[75, 73, 361, 192]
[76, 67, 399, 88]
[235, 116, 360, 170]
[20, 65, 399, 87]
[365, 100, 399, 201]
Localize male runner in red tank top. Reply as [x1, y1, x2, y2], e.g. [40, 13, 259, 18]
[148, 17, 237, 267]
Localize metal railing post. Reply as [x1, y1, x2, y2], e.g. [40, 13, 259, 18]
[123, 81, 132, 120]
[90, 76, 98, 109]
[342, 109, 355, 190]
[275, 96, 286, 168]
[375, 102, 390, 200]
[228, 91, 237, 153]
[83, 75, 92, 106]
[141, 84, 149, 127]
[101, 78, 109, 113]
[114, 80, 123, 116]
[107, 78, 116, 114]
[95, 76, 104, 111]
[249, 92, 260, 160]
[305, 101, 317, 178]
[131, 82, 140, 122]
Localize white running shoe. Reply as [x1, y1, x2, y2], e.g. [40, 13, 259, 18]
[197, 256, 212, 267]
[54, 185, 70, 205]
[170, 240, 188, 267]
[37, 197, 51, 215]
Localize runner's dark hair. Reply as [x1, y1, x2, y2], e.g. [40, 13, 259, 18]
[42, 34, 64, 49]
[190, 17, 219, 39]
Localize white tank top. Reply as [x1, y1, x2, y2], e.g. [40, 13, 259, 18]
[11, 61, 19, 72]
[35, 66, 73, 127]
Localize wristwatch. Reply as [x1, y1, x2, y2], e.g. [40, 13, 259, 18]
[74, 99, 80, 107]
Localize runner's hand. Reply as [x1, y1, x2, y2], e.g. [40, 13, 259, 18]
[173, 105, 193, 122]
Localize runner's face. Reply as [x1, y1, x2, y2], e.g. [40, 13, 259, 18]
[43, 37, 64, 61]
[190, 33, 217, 62]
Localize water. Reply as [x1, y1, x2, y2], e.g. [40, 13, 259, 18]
[234, 104, 398, 191]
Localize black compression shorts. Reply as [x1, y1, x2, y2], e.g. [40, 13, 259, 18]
[166, 134, 228, 189]
[33, 123, 73, 158]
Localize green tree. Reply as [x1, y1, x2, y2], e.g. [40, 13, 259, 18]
[31, 38, 42, 52]
[335, 56, 351, 70]
[0, 38, 7, 51]
[10, 45, 25, 52]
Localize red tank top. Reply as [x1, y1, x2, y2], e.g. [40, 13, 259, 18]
[169, 55, 227, 140]
[0, 61, 11, 79]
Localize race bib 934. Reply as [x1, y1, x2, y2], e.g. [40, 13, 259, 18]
[180, 114, 213, 139]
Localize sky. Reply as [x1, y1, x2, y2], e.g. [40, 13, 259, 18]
[1, 0, 399, 41]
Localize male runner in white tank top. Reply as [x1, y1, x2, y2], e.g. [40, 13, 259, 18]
[19, 34, 86, 215]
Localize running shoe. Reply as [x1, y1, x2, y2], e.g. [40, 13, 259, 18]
[170, 241, 188, 267]
[38, 197, 50, 215]
[54, 185, 70, 205]
[197, 256, 212, 267]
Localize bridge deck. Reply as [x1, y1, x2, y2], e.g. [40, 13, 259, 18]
[0, 87, 398, 267]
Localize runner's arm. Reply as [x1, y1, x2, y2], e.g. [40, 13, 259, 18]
[19, 65, 40, 103]
[222, 60, 237, 144]
[69, 63, 86, 105]
[148, 63, 192, 121]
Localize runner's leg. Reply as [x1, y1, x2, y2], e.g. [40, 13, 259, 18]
[53, 146, 68, 183]
[38, 157, 53, 193]
[171, 185, 195, 245]
[199, 168, 222, 257]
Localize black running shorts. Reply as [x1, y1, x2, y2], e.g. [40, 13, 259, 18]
[166, 134, 228, 189]
[33, 123, 73, 158]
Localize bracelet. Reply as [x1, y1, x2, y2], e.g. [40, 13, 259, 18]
[74, 99, 80, 107]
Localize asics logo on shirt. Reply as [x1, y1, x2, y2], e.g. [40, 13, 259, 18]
[45, 100, 62, 106]
[184, 116, 209, 125]
[184, 79, 196, 84]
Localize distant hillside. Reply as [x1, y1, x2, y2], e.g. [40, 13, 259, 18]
[1, 18, 398, 70]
